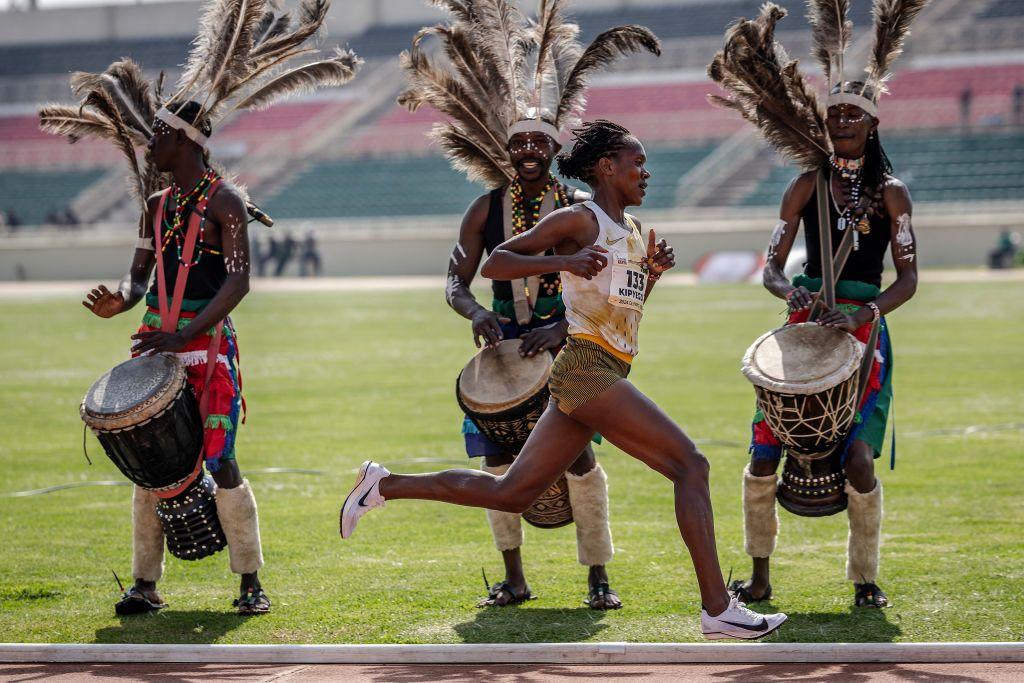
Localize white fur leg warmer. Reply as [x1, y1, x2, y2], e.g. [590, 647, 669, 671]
[743, 465, 780, 558]
[846, 479, 883, 583]
[482, 463, 523, 552]
[215, 478, 264, 575]
[566, 463, 614, 567]
[131, 486, 165, 582]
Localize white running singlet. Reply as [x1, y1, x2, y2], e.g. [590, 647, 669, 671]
[561, 200, 647, 361]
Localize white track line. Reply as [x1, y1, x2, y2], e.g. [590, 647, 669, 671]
[0, 642, 1021, 664]
[1, 269, 1022, 298]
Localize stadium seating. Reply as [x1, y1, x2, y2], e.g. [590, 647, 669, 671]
[0, 169, 104, 226]
[259, 141, 718, 220]
[738, 131, 1024, 206]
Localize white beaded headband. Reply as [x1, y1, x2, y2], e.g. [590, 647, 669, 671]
[154, 107, 209, 148]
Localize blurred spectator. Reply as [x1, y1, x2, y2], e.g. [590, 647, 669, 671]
[988, 229, 1021, 269]
[299, 231, 322, 277]
[263, 236, 280, 276]
[959, 86, 972, 128]
[274, 231, 297, 276]
[251, 236, 265, 277]
[7, 210, 20, 228]
[1013, 84, 1024, 127]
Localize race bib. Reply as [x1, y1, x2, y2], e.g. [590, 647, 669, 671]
[608, 253, 645, 313]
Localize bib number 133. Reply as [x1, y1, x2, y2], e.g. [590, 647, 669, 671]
[609, 254, 645, 313]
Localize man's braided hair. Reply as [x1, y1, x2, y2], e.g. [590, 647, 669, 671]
[556, 120, 635, 185]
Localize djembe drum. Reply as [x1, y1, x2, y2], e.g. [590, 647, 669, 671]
[457, 339, 573, 528]
[81, 353, 227, 559]
[742, 323, 864, 516]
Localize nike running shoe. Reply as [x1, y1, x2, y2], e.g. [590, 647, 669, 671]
[339, 460, 389, 539]
[701, 595, 788, 640]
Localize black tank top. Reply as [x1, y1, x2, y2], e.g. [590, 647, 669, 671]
[802, 181, 890, 288]
[148, 189, 227, 302]
[483, 184, 575, 301]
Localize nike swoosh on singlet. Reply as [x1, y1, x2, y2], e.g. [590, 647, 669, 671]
[605, 235, 625, 246]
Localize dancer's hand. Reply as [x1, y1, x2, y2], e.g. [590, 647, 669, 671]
[786, 286, 814, 312]
[131, 330, 187, 354]
[471, 310, 509, 349]
[816, 307, 866, 332]
[519, 324, 565, 358]
[563, 244, 608, 279]
[645, 230, 674, 275]
[83, 284, 125, 318]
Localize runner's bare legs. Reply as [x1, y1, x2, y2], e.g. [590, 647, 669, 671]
[378, 378, 730, 615]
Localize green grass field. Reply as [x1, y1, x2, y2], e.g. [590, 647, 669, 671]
[0, 281, 1021, 644]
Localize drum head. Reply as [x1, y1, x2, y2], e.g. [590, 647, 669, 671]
[742, 323, 861, 395]
[458, 339, 552, 414]
[82, 354, 186, 430]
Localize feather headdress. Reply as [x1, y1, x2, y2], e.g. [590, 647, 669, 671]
[39, 0, 361, 212]
[708, 0, 929, 169]
[398, 0, 660, 187]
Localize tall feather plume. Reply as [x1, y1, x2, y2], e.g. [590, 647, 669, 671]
[250, 0, 329, 64]
[204, 0, 269, 111]
[531, 0, 577, 116]
[427, 0, 477, 24]
[174, 0, 240, 105]
[408, 24, 511, 148]
[39, 104, 117, 143]
[398, 41, 510, 175]
[70, 59, 155, 141]
[253, 10, 291, 47]
[473, 0, 530, 117]
[707, 3, 831, 170]
[80, 90, 148, 211]
[431, 124, 513, 187]
[866, 0, 929, 94]
[555, 25, 660, 128]
[806, 0, 851, 88]
[226, 47, 361, 113]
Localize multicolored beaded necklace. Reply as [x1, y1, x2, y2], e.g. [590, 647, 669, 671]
[509, 173, 569, 236]
[829, 154, 871, 249]
[160, 167, 221, 266]
[509, 173, 569, 317]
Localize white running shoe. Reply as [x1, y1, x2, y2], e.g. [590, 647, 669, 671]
[339, 460, 389, 539]
[701, 596, 788, 640]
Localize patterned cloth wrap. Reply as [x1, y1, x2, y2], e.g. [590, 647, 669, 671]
[133, 292, 243, 473]
[463, 294, 602, 457]
[750, 275, 893, 464]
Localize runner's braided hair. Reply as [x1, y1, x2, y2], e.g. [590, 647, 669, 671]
[556, 120, 634, 185]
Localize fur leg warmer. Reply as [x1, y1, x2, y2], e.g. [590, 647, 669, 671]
[566, 463, 614, 567]
[846, 479, 883, 583]
[743, 465, 780, 558]
[215, 478, 265, 575]
[482, 463, 523, 552]
[131, 486, 165, 582]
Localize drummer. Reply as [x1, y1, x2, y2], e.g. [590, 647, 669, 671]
[82, 101, 270, 615]
[441, 104, 620, 612]
[726, 90, 919, 606]
[341, 120, 788, 640]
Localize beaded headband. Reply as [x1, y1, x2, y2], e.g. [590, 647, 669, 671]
[826, 92, 879, 117]
[508, 119, 561, 141]
[155, 107, 209, 148]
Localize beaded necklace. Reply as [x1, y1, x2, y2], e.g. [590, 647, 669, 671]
[509, 173, 569, 318]
[829, 154, 871, 250]
[160, 168, 221, 266]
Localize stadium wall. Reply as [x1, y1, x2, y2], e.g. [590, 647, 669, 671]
[1, 205, 1018, 280]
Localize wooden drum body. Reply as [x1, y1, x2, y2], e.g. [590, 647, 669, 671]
[742, 323, 864, 516]
[81, 354, 226, 559]
[457, 339, 573, 529]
